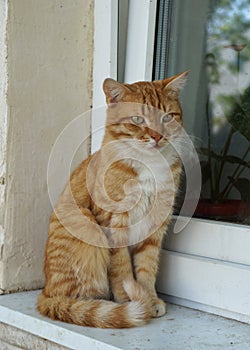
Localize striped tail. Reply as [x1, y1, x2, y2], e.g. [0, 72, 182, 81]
[37, 280, 151, 328]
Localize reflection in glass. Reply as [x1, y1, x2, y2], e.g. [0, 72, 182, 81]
[197, 0, 250, 224]
[154, 0, 250, 224]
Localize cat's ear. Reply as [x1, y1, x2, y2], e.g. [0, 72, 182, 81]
[103, 78, 128, 103]
[163, 70, 189, 96]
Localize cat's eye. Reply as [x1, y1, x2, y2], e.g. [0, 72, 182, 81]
[131, 116, 145, 125]
[162, 114, 174, 123]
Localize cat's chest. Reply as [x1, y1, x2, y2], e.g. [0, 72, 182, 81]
[128, 161, 171, 220]
[137, 164, 169, 194]
[133, 150, 175, 194]
[125, 168, 168, 245]
[124, 153, 177, 244]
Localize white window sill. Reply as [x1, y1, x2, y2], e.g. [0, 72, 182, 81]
[156, 218, 250, 324]
[0, 290, 250, 350]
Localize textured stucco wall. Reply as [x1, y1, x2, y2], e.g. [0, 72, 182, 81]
[0, 0, 9, 290]
[0, 0, 94, 293]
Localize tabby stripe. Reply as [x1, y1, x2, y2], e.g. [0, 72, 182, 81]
[47, 246, 72, 257]
[108, 304, 131, 328]
[136, 267, 148, 274]
[132, 236, 161, 254]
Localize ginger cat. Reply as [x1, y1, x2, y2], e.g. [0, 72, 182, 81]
[37, 71, 188, 328]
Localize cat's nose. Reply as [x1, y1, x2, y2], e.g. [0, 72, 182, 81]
[151, 133, 162, 144]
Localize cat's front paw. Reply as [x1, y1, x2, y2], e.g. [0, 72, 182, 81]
[151, 298, 167, 318]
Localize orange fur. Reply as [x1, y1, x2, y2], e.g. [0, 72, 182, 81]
[37, 71, 188, 328]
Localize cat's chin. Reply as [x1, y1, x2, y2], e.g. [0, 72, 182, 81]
[148, 143, 169, 152]
[154, 143, 167, 150]
[119, 138, 169, 153]
[136, 144, 169, 156]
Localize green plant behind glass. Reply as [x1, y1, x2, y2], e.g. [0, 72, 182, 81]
[201, 45, 250, 203]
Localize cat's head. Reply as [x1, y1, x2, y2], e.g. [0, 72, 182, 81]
[102, 71, 188, 151]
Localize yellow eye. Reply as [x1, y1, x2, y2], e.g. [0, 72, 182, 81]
[162, 114, 174, 123]
[131, 116, 145, 125]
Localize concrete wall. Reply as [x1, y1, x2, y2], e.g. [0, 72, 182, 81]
[0, 322, 69, 350]
[0, 0, 10, 293]
[0, 0, 94, 293]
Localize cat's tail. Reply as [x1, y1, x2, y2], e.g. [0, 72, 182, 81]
[37, 280, 151, 328]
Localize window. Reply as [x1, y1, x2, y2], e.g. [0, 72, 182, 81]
[154, 0, 250, 226]
[152, 0, 250, 322]
[93, 0, 250, 323]
[93, 0, 250, 322]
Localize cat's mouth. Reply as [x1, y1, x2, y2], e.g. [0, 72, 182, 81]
[122, 137, 170, 153]
[145, 141, 169, 152]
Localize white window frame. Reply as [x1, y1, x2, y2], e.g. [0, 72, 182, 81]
[92, 0, 157, 152]
[92, 0, 118, 153]
[93, 0, 250, 324]
[124, 0, 157, 83]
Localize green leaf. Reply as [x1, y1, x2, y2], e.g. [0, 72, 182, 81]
[199, 148, 250, 168]
[226, 87, 250, 142]
[217, 94, 238, 116]
[224, 155, 250, 167]
[228, 177, 250, 202]
[200, 161, 211, 185]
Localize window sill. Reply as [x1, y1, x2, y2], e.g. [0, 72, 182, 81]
[158, 217, 250, 323]
[0, 290, 250, 350]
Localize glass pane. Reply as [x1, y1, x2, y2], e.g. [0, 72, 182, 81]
[154, 0, 250, 225]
